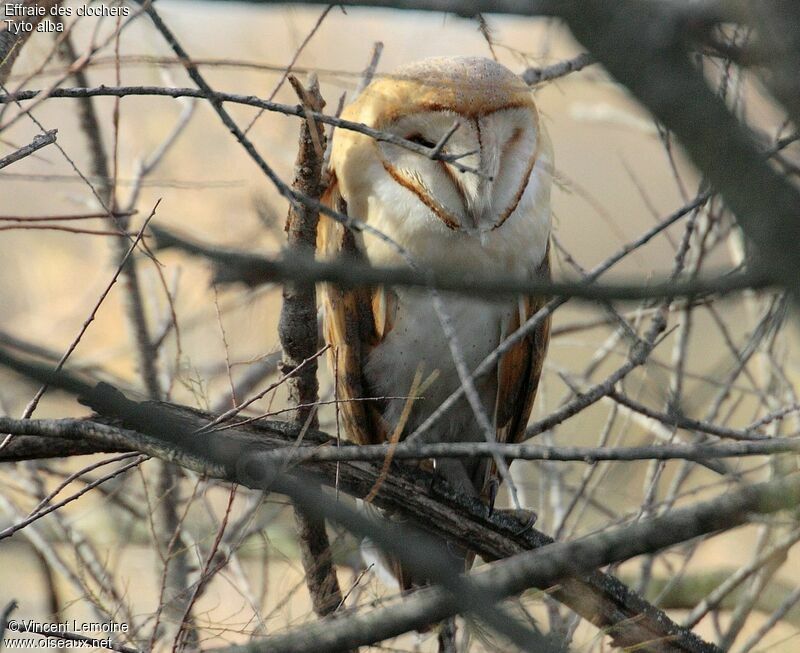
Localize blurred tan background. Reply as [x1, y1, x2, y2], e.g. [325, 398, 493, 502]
[1, 2, 798, 651]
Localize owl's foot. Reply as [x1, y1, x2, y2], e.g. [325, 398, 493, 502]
[495, 507, 538, 535]
[415, 458, 437, 493]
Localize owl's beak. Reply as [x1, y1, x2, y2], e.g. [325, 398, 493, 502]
[462, 175, 496, 233]
[465, 207, 480, 231]
[450, 163, 490, 232]
[466, 143, 503, 233]
[440, 174, 481, 233]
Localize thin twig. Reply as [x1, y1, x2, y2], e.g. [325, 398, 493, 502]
[0, 200, 160, 451]
[522, 52, 594, 85]
[0, 129, 57, 169]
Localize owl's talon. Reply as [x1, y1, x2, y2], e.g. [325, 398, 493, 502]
[487, 477, 501, 516]
[425, 458, 439, 493]
[445, 539, 465, 561]
[514, 509, 538, 535]
[495, 508, 538, 534]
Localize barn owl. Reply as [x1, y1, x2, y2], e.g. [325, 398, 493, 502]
[319, 56, 552, 588]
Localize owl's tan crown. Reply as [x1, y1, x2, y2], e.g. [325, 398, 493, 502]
[348, 56, 534, 128]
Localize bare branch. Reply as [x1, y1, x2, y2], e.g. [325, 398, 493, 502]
[279, 74, 347, 620]
[356, 41, 384, 93]
[556, 2, 800, 295]
[149, 222, 771, 300]
[0, 86, 485, 174]
[0, 376, 717, 653]
[522, 52, 594, 85]
[0, 129, 57, 169]
[249, 464, 798, 653]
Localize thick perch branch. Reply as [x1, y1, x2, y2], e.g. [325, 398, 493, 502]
[0, 366, 717, 653]
[250, 465, 798, 653]
[6, 383, 784, 653]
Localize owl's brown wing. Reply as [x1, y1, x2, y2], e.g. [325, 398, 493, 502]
[493, 245, 551, 449]
[318, 173, 396, 445]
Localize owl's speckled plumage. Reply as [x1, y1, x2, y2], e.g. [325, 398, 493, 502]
[318, 56, 552, 588]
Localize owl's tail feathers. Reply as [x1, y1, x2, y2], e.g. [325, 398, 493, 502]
[360, 532, 471, 593]
[357, 501, 472, 651]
